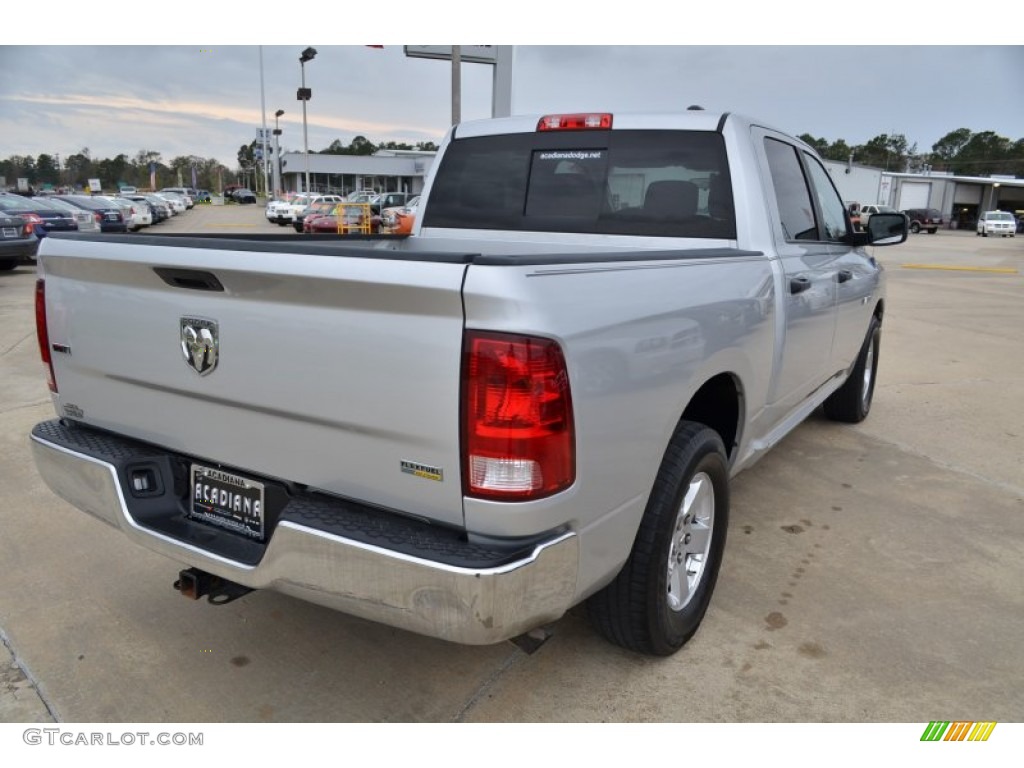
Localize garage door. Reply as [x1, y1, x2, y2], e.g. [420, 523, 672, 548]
[954, 184, 983, 206]
[898, 181, 931, 210]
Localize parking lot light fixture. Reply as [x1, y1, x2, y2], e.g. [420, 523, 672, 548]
[298, 47, 317, 194]
[273, 110, 284, 197]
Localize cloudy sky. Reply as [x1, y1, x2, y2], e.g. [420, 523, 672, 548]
[1, 37, 1021, 171]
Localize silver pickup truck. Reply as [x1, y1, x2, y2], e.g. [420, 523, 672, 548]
[30, 111, 907, 655]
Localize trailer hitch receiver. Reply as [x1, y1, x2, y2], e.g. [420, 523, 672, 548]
[174, 568, 253, 605]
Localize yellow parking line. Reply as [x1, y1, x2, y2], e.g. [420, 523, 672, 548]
[901, 264, 1018, 274]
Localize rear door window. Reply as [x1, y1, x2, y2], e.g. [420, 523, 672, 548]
[423, 130, 735, 239]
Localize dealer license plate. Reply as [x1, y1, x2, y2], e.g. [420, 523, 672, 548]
[189, 464, 265, 540]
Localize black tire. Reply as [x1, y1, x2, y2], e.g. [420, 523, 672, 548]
[587, 421, 730, 656]
[824, 314, 881, 423]
[927, 228, 937, 234]
[0, 260, 18, 272]
[910, 222, 920, 234]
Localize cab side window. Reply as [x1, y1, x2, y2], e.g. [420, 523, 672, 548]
[764, 138, 817, 241]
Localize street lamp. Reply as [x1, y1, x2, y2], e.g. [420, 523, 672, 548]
[273, 109, 284, 197]
[298, 47, 317, 194]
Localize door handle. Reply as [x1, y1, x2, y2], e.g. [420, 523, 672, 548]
[789, 276, 812, 294]
[837, 269, 854, 283]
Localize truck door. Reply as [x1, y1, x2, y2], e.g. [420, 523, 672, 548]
[757, 132, 840, 413]
[799, 154, 880, 373]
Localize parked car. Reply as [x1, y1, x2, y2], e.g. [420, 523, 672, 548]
[118, 186, 138, 195]
[101, 196, 151, 231]
[265, 196, 299, 225]
[134, 195, 171, 223]
[859, 204, 899, 228]
[39, 196, 102, 232]
[976, 210, 1016, 237]
[52, 195, 128, 233]
[369, 191, 417, 216]
[119, 194, 164, 225]
[0, 211, 38, 269]
[155, 193, 187, 215]
[304, 203, 372, 234]
[379, 196, 420, 235]
[159, 188, 195, 208]
[231, 188, 257, 204]
[0, 192, 78, 237]
[293, 200, 340, 232]
[901, 208, 943, 234]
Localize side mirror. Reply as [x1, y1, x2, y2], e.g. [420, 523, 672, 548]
[865, 213, 908, 245]
[844, 212, 907, 247]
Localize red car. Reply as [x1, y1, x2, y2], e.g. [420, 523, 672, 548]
[304, 203, 377, 234]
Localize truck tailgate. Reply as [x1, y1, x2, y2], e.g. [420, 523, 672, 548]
[39, 237, 470, 528]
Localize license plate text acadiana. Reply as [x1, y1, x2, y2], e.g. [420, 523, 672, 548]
[190, 464, 265, 540]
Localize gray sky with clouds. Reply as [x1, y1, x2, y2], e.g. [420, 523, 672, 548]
[1, 43, 1021, 171]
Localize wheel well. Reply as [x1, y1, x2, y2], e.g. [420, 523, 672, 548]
[681, 373, 741, 462]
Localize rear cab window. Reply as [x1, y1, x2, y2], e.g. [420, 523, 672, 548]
[423, 130, 736, 239]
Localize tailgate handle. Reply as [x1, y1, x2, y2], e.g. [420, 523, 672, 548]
[154, 268, 224, 292]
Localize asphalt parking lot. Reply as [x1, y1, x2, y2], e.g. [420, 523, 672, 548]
[1, 207, 1022, 723]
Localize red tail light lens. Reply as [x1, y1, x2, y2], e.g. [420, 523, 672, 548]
[35, 279, 57, 393]
[537, 113, 613, 131]
[462, 331, 574, 500]
[22, 212, 42, 235]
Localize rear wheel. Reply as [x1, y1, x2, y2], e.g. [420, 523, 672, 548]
[927, 228, 937, 234]
[587, 421, 730, 656]
[0, 260, 18, 272]
[824, 314, 881, 423]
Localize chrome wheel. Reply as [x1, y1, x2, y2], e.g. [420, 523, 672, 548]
[667, 471, 715, 611]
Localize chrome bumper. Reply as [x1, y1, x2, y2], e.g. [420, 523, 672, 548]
[30, 427, 579, 645]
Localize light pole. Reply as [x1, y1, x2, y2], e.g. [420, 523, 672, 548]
[298, 47, 317, 194]
[273, 109, 284, 197]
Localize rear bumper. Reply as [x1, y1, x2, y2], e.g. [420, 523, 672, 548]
[0, 237, 39, 261]
[30, 420, 579, 645]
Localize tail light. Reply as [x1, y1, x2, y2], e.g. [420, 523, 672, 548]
[35, 279, 57, 393]
[21, 212, 42, 236]
[93, 212, 103, 225]
[462, 331, 574, 500]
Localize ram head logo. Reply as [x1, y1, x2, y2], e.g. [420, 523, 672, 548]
[180, 317, 219, 376]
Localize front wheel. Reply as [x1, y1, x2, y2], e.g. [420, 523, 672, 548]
[587, 421, 730, 656]
[910, 222, 920, 234]
[824, 314, 881, 423]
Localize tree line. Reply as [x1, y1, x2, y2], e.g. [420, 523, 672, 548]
[799, 128, 1024, 176]
[0, 149, 231, 193]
